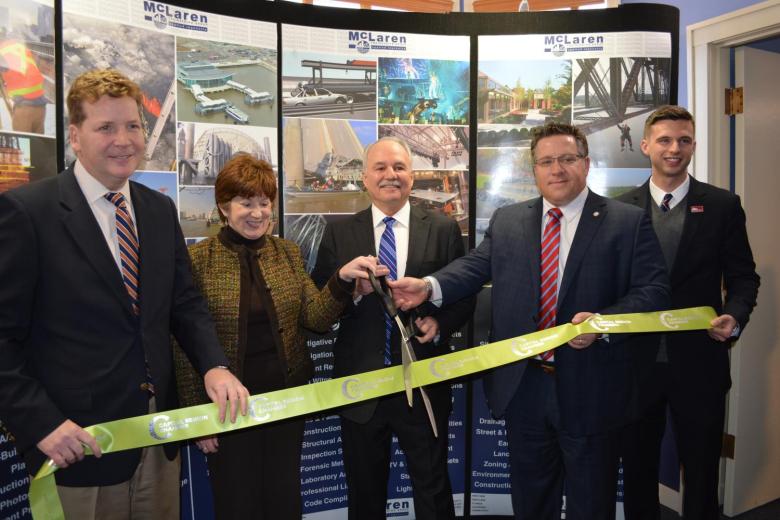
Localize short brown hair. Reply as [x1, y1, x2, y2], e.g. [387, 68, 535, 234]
[644, 105, 695, 137]
[530, 122, 588, 160]
[67, 69, 144, 127]
[214, 154, 277, 223]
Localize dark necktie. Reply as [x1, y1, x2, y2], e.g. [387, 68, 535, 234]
[105, 192, 140, 315]
[538, 208, 563, 362]
[377, 217, 397, 366]
[661, 193, 673, 212]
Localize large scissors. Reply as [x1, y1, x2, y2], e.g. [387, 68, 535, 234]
[367, 271, 438, 437]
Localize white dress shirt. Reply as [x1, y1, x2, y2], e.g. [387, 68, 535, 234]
[73, 159, 136, 272]
[372, 201, 410, 278]
[649, 174, 690, 210]
[427, 188, 589, 305]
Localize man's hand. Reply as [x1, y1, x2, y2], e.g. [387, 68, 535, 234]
[36, 419, 101, 468]
[414, 316, 439, 344]
[204, 367, 249, 423]
[194, 435, 219, 454]
[388, 277, 428, 311]
[568, 312, 599, 349]
[709, 314, 738, 342]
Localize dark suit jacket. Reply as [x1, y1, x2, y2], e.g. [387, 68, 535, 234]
[434, 191, 670, 435]
[312, 205, 475, 423]
[617, 177, 759, 395]
[0, 168, 228, 486]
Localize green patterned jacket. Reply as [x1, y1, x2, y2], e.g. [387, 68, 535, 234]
[174, 233, 352, 408]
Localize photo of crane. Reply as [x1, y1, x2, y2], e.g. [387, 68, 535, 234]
[572, 56, 671, 169]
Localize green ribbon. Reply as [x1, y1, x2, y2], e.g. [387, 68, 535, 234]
[29, 306, 716, 519]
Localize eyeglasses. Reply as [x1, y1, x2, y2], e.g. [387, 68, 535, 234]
[534, 154, 584, 169]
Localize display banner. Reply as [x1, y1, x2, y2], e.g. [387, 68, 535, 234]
[476, 31, 672, 244]
[281, 23, 471, 519]
[474, 30, 671, 517]
[28, 307, 715, 519]
[0, 0, 57, 516]
[60, 0, 278, 243]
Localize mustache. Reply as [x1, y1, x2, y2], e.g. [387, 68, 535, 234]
[378, 180, 402, 188]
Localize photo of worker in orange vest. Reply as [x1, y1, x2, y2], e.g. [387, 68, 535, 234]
[0, 32, 48, 134]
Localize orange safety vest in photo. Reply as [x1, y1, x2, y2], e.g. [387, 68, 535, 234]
[0, 41, 45, 100]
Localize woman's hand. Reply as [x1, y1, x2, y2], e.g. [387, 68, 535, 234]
[194, 435, 219, 454]
[339, 255, 389, 295]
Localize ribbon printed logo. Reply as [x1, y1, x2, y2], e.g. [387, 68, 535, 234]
[429, 355, 479, 379]
[148, 413, 209, 441]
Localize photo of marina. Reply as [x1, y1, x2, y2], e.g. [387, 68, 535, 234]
[176, 37, 277, 127]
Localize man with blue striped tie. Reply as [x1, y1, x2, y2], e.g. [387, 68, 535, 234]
[0, 69, 249, 519]
[313, 136, 474, 519]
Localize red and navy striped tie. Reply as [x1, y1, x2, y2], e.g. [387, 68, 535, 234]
[538, 207, 562, 361]
[105, 192, 140, 315]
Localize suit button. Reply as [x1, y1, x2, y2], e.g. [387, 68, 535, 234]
[287, 367, 293, 374]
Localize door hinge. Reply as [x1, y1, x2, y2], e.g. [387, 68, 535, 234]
[725, 87, 743, 116]
[722, 432, 736, 459]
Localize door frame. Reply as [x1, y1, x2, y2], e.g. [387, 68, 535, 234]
[688, 0, 780, 515]
[687, 0, 780, 188]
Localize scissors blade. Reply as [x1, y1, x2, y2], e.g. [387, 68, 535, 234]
[394, 317, 438, 437]
[394, 315, 414, 407]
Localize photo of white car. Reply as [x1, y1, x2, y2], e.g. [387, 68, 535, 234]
[282, 86, 353, 106]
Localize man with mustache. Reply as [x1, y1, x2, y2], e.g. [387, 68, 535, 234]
[619, 105, 760, 520]
[312, 136, 474, 519]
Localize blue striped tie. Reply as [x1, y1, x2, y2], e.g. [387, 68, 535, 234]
[377, 217, 397, 366]
[105, 192, 140, 315]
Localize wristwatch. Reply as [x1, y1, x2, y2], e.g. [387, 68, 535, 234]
[424, 277, 434, 301]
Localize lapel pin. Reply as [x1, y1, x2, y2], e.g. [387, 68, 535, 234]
[691, 205, 704, 213]
[593, 211, 600, 217]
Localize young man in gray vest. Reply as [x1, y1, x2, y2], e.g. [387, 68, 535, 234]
[619, 105, 760, 520]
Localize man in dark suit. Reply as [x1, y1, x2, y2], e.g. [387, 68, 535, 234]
[618, 105, 759, 520]
[0, 69, 248, 518]
[392, 122, 670, 520]
[312, 136, 474, 520]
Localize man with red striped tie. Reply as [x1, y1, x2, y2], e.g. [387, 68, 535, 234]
[392, 122, 670, 520]
[0, 69, 249, 519]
